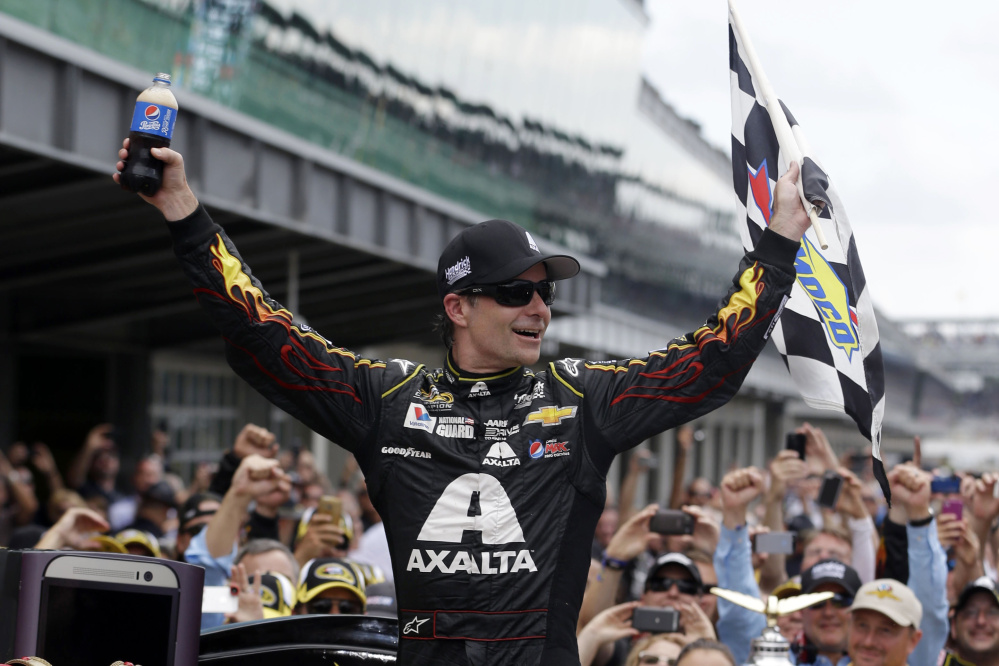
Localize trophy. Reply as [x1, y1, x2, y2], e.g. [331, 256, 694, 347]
[710, 587, 834, 665]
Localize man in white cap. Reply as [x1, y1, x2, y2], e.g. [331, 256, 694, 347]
[847, 579, 922, 666]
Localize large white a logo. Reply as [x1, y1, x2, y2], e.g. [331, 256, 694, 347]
[417, 473, 525, 544]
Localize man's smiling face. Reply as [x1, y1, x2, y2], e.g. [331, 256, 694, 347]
[454, 263, 550, 372]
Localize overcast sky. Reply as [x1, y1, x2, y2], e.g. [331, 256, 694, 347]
[641, 1, 999, 322]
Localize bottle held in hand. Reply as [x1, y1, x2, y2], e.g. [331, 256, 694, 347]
[119, 73, 178, 195]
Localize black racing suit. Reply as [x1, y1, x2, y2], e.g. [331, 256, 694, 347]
[167, 206, 799, 665]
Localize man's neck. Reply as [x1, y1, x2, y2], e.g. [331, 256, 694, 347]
[448, 347, 518, 376]
[817, 648, 847, 665]
[959, 646, 999, 666]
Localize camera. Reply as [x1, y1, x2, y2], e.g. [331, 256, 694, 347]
[649, 510, 694, 535]
[144, 571, 153, 582]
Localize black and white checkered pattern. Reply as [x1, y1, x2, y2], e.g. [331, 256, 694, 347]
[729, 13, 889, 499]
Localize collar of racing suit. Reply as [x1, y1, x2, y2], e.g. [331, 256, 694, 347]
[440, 352, 531, 398]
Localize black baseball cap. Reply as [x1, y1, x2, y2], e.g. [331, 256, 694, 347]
[801, 559, 862, 596]
[647, 552, 703, 588]
[141, 480, 178, 508]
[437, 219, 580, 300]
[180, 491, 221, 529]
[956, 576, 999, 612]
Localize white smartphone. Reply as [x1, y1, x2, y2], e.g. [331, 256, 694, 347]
[202, 585, 238, 614]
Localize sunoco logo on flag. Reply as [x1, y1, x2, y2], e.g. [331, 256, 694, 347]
[729, 1, 888, 501]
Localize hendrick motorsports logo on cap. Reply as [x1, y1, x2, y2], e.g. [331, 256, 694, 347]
[525, 231, 539, 252]
[811, 560, 847, 580]
[445, 256, 471, 285]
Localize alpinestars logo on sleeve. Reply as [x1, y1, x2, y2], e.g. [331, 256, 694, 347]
[404, 616, 429, 635]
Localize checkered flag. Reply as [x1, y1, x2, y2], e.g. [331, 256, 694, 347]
[728, 1, 889, 501]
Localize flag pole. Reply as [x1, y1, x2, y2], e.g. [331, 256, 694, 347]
[728, 0, 829, 250]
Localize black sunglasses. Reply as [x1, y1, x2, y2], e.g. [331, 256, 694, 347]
[459, 279, 556, 307]
[646, 576, 702, 595]
[809, 593, 854, 610]
[305, 598, 363, 615]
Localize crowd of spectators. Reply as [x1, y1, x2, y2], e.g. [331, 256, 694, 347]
[0, 422, 393, 630]
[577, 424, 999, 666]
[6, 420, 999, 664]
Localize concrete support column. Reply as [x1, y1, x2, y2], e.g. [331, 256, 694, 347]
[108, 351, 152, 480]
[656, 430, 675, 506]
[751, 402, 767, 469]
[0, 294, 14, 447]
[287, 250, 300, 316]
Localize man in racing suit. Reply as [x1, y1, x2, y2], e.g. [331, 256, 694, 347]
[115, 140, 810, 665]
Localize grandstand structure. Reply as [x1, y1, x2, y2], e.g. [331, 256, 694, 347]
[0, 0, 981, 493]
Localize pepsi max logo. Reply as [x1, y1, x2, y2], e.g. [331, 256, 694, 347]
[144, 105, 161, 121]
[529, 440, 544, 459]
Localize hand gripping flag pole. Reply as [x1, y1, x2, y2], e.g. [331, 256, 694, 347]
[728, 0, 828, 251]
[728, 0, 890, 502]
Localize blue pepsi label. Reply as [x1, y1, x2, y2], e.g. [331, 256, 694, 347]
[129, 101, 177, 139]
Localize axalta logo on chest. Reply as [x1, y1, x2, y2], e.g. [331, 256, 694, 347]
[406, 549, 537, 575]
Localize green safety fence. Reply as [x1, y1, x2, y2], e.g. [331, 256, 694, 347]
[0, 0, 541, 225]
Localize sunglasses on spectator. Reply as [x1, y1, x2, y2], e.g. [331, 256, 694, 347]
[645, 577, 702, 595]
[458, 280, 556, 307]
[304, 598, 363, 615]
[808, 593, 853, 610]
[958, 605, 999, 621]
[638, 654, 676, 665]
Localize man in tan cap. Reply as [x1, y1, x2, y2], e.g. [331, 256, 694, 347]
[847, 579, 923, 666]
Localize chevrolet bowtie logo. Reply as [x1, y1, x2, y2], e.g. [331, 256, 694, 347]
[523, 405, 577, 426]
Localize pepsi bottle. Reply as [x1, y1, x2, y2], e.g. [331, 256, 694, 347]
[119, 73, 178, 196]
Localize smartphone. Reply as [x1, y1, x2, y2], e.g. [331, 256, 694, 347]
[753, 531, 795, 555]
[637, 456, 659, 470]
[941, 498, 964, 520]
[202, 585, 239, 614]
[318, 495, 342, 522]
[817, 472, 844, 509]
[632, 606, 680, 634]
[649, 510, 694, 535]
[785, 432, 806, 460]
[930, 476, 961, 495]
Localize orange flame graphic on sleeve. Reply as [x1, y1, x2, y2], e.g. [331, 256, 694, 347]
[210, 236, 294, 325]
[197, 235, 384, 401]
[696, 263, 764, 347]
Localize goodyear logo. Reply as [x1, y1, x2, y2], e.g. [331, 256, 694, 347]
[523, 405, 577, 427]
[794, 238, 860, 361]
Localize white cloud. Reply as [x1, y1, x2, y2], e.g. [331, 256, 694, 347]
[643, 0, 999, 318]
